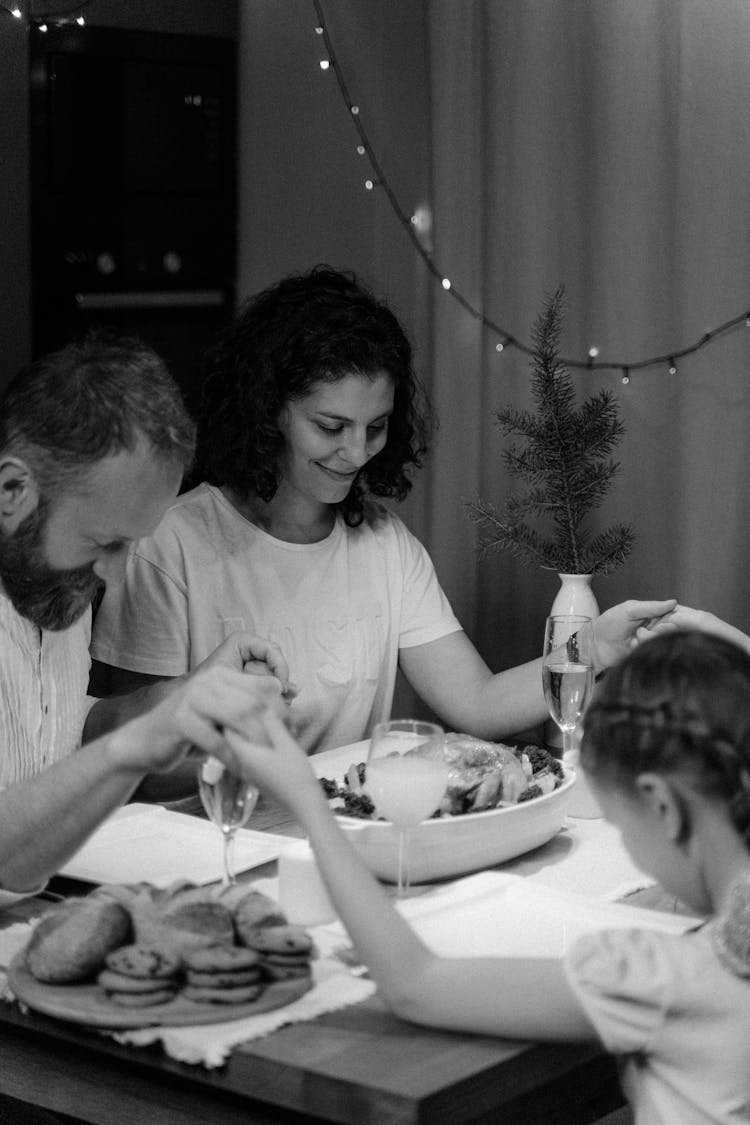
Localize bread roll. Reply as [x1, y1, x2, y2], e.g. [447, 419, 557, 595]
[26, 897, 131, 983]
[131, 891, 235, 956]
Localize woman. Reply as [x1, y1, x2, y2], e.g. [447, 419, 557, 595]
[91, 266, 674, 753]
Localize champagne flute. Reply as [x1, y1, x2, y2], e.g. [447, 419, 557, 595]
[366, 719, 447, 897]
[197, 756, 260, 887]
[542, 615, 594, 761]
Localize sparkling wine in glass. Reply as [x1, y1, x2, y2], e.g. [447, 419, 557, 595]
[542, 615, 594, 761]
[366, 719, 447, 897]
[198, 756, 259, 887]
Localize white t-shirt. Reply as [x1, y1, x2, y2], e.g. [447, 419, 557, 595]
[91, 484, 462, 754]
[564, 924, 750, 1124]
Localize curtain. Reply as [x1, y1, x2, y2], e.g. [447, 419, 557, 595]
[239, 0, 750, 681]
[421, 0, 750, 671]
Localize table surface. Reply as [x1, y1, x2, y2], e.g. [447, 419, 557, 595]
[0, 785, 688, 1125]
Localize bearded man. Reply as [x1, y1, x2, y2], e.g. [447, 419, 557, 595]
[0, 335, 288, 904]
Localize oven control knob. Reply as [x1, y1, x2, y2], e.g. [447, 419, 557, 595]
[96, 252, 116, 276]
[163, 251, 182, 275]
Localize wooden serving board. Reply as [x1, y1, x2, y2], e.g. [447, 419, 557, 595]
[8, 952, 312, 1029]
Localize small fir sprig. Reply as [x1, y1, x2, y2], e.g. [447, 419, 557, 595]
[466, 286, 635, 575]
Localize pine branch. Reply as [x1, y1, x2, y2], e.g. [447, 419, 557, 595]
[465, 286, 636, 575]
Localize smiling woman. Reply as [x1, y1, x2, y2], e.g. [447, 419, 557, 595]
[89, 266, 676, 765]
[90, 266, 447, 754]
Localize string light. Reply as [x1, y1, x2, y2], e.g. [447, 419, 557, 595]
[2, 1, 91, 27]
[311, 0, 750, 380]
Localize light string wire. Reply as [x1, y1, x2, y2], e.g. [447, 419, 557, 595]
[312, 0, 750, 382]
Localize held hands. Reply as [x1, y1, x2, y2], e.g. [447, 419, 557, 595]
[633, 605, 750, 655]
[200, 630, 298, 700]
[112, 665, 288, 777]
[588, 598, 677, 673]
[218, 713, 319, 820]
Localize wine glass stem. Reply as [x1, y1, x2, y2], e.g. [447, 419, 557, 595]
[396, 827, 411, 898]
[561, 727, 579, 759]
[222, 829, 236, 888]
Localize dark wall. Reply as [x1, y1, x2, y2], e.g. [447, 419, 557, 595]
[0, 0, 237, 394]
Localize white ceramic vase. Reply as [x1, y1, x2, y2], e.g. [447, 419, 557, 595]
[549, 573, 600, 619]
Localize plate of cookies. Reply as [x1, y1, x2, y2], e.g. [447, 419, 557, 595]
[8, 881, 316, 1028]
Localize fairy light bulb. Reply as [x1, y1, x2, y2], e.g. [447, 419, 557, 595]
[315, 25, 324, 35]
[668, 358, 677, 375]
[495, 341, 504, 353]
[11, 7, 22, 17]
[621, 369, 630, 385]
[319, 59, 330, 70]
[588, 346, 599, 358]
[356, 145, 365, 156]
[441, 278, 451, 290]
[76, 14, 85, 24]
[365, 179, 375, 191]
[350, 105, 360, 115]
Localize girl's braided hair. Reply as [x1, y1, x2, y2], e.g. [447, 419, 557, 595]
[581, 630, 750, 851]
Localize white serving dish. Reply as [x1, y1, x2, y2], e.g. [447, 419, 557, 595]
[311, 741, 576, 884]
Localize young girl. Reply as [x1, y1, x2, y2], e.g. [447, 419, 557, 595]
[90, 266, 674, 755]
[219, 629, 750, 1125]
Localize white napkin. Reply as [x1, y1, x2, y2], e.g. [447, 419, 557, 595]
[58, 804, 289, 888]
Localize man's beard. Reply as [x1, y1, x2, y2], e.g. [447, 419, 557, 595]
[0, 502, 102, 631]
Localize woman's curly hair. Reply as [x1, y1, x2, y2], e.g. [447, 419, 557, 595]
[581, 630, 750, 849]
[193, 266, 432, 526]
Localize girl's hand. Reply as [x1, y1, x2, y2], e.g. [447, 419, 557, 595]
[635, 605, 750, 655]
[219, 712, 320, 816]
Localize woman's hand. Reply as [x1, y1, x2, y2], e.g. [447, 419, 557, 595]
[589, 598, 677, 673]
[200, 631, 297, 699]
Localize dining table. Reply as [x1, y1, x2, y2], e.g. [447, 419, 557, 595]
[0, 746, 695, 1125]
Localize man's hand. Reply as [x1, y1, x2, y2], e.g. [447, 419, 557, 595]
[107, 666, 288, 778]
[198, 631, 297, 699]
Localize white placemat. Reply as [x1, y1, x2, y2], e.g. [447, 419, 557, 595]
[58, 803, 289, 887]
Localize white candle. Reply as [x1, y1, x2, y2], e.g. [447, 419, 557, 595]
[278, 839, 336, 925]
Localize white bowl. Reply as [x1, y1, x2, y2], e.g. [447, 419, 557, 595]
[311, 741, 576, 884]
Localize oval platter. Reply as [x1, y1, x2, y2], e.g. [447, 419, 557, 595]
[8, 951, 312, 1029]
